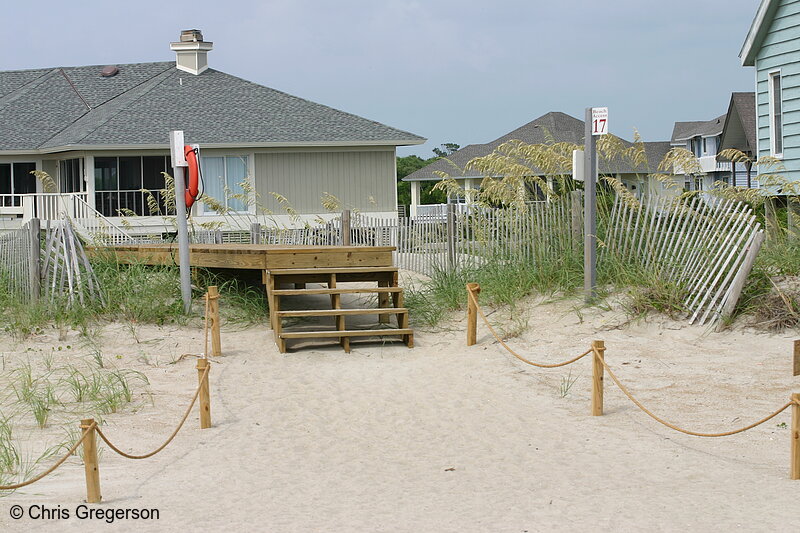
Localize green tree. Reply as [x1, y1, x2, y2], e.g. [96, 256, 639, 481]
[396, 144, 461, 210]
[432, 143, 461, 158]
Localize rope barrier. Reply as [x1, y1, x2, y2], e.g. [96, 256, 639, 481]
[467, 287, 592, 368]
[94, 364, 209, 460]
[203, 291, 210, 357]
[0, 421, 97, 491]
[597, 348, 793, 437]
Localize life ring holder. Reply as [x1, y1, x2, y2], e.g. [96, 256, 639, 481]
[184, 145, 200, 209]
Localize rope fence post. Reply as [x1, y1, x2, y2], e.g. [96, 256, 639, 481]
[591, 340, 605, 416]
[80, 418, 101, 503]
[197, 359, 212, 429]
[792, 393, 800, 480]
[466, 283, 481, 346]
[208, 286, 221, 356]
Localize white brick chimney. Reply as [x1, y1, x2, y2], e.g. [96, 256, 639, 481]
[170, 29, 213, 75]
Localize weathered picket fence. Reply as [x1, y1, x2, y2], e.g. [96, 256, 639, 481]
[602, 194, 765, 325]
[41, 219, 104, 306]
[0, 220, 39, 301]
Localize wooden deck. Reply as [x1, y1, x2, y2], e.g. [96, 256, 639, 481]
[101, 243, 396, 270]
[98, 244, 413, 353]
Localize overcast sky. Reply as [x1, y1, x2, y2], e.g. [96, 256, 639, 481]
[2, 0, 758, 157]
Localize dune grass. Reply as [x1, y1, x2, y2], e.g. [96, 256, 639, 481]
[0, 252, 269, 340]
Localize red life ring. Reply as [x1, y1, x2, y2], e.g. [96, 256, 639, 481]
[184, 145, 200, 208]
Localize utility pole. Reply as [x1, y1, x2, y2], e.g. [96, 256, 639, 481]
[170, 130, 192, 313]
[584, 106, 607, 302]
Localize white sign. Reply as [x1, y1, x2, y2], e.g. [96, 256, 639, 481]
[591, 107, 608, 136]
[572, 149, 584, 181]
[169, 130, 188, 167]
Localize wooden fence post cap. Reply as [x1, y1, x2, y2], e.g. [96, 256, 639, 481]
[792, 392, 800, 402]
[80, 418, 94, 427]
[196, 358, 209, 370]
[467, 283, 480, 294]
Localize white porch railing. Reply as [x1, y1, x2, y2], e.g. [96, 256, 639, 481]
[0, 192, 91, 221]
[0, 192, 136, 245]
[70, 195, 136, 245]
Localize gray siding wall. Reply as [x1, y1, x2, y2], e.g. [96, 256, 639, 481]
[756, 0, 800, 181]
[254, 149, 396, 214]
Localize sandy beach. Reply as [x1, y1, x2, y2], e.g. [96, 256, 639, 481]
[1, 282, 799, 532]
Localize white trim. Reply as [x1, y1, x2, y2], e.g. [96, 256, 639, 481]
[0, 139, 426, 156]
[768, 68, 784, 158]
[740, 0, 777, 66]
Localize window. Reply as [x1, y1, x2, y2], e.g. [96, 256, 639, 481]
[0, 162, 36, 206]
[691, 137, 702, 158]
[200, 156, 249, 213]
[770, 71, 783, 155]
[702, 137, 707, 155]
[59, 159, 83, 193]
[94, 156, 172, 216]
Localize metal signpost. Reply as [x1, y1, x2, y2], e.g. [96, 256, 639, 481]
[584, 107, 607, 301]
[170, 130, 192, 313]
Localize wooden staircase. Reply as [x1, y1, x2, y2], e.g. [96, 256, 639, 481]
[265, 266, 413, 353]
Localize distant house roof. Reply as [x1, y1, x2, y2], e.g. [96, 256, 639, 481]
[0, 62, 425, 154]
[740, 0, 780, 66]
[403, 111, 671, 181]
[670, 114, 726, 143]
[718, 92, 757, 157]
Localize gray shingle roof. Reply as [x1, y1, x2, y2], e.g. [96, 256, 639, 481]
[719, 92, 756, 156]
[670, 114, 726, 142]
[0, 62, 425, 152]
[403, 112, 670, 181]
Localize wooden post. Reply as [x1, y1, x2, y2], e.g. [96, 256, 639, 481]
[208, 286, 221, 356]
[80, 418, 101, 503]
[28, 218, 40, 302]
[197, 359, 211, 429]
[466, 283, 481, 346]
[591, 340, 605, 416]
[791, 393, 800, 480]
[570, 190, 583, 250]
[794, 340, 800, 377]
[214, 229, 223, 244]
[789, 198, 800, 242]
[446, 202, 456, 271]
[765, 197, 780, 241]
[341, 210, 351, 246]
[250, 223, 262, 244]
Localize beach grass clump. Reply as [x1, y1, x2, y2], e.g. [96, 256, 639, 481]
[0, 414, 20, 484]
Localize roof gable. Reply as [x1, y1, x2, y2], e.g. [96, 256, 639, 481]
[719, 92, 756, 156]
[740, 0, 781, 66]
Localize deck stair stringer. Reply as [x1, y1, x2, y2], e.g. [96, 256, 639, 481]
[265, 266, 414, 353]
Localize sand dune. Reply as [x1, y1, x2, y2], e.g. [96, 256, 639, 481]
[2, 290, 799, 532]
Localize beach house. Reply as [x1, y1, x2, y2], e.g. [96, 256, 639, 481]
[402, 111, 672, 216]
[740, 0, 800, 186]
[0, 30, 424, 233]
[671, 95, 756, 191]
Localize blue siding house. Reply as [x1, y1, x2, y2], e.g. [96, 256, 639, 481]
[741, 0, 800, 187]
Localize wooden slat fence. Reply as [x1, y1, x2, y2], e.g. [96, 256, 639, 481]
[0, 222, 37, 301]
[41, 219, 104, 307]
[602, 194, 763, 325]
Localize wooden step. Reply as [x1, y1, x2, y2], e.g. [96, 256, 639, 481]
[268, 266, 398, 275]
[272, 287, 403, 296]
[280, 328, 413, 339]
[277, 307, 408, 318]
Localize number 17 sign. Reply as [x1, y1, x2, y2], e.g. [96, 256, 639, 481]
[591, 107, 608, 136]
